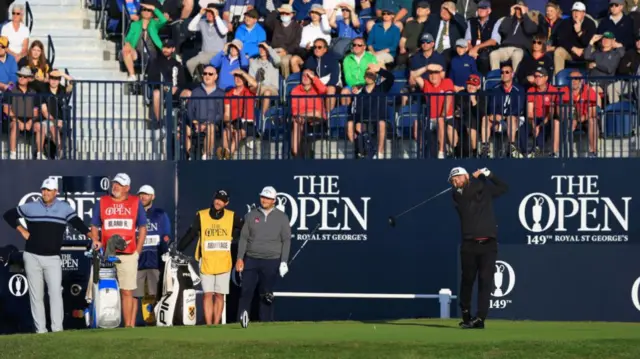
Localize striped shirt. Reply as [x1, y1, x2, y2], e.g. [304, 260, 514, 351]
[3, 198, 90, 256]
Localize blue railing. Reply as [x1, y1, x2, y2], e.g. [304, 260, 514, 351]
[0, 76, 638, 161]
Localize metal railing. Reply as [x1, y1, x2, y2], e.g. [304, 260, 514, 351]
[1, 76, 638, 161]
[46, 34, 56, 69]
[25, 1, 33, 33]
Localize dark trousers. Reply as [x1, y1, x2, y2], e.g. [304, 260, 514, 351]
[459, 238, 497, 320]
[237, 256, 280, 322]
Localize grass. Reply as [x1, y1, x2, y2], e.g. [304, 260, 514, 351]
[1, 319, 640, 359]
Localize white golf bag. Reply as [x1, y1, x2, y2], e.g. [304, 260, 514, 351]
[155, 249, 201, 326]
[84, 249, 121, 329]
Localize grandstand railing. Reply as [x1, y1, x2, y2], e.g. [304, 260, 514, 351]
[46, 34, 56, 69]
[1, 77, 638, 161]
[25, 1, 33, 33]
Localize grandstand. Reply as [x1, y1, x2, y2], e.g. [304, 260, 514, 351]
[0, 0, 639, 160]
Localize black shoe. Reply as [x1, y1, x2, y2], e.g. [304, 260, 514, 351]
[460, 317, 485, 329]
[459, 310, 472, 327]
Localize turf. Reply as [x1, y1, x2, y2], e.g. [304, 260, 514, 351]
[2, 319, 640, 359]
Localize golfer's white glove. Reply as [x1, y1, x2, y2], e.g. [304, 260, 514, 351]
[480, 167, 491, 177]
[279, 262, 289, 277]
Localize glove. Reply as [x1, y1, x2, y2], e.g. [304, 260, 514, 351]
[279, 262, 289, 277]
[480, 167, 491, 177]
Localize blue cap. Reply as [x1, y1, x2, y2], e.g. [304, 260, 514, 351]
[478, 0, 491, 8]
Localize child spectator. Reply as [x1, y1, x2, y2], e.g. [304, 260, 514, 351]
[449, 39, 477, 92]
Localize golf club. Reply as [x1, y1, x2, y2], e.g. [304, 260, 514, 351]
[388, 186, 452, 227]
[289, 223, 320, 265]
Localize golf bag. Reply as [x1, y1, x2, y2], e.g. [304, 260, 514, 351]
[155, 247, 200, 327]
[84, 248, 121, 329]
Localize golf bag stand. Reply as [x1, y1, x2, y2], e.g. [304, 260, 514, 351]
[84, 249, 121, 329]
[155, 249, 200, 326]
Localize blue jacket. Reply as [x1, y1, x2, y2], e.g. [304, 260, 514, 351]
[234, 23, 267, 58]
[138, 206, 171, 270]
[303, 52, 341, 87]
[210, 49, 250, 91]
[367, 23, 401, 57]
[0, 54, 18, 86]
[449, 54, 477, 87]
[486, 83, 526, 117]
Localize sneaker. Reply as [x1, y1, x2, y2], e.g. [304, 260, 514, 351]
[240, 310, 249, 329]
[509, 143, 522, 158]
[9, 151, 16, 160]
[37, 152, 47, 160]
[530, 147, 542, 158]
[201, 154, 208, 160]
[549, 152, 558, 158]
[480, 143, 490, 158]
[216, 147, 231, 160]
[460, 317, 485, 329]
[588, 152, 597, 158]
[127, 75, 136, 82]
[437, 151, 446, 159]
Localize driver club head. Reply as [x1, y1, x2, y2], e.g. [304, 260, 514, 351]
[388, 216, 396, 228]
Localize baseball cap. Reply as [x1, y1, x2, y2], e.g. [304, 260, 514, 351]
[0, 36, 8, 47]
[603, 31, 615, 39]
[455, 39, 468, 48]
[162, 38, 175, 48]
[420, 33, 434, 43]
[448, 167, 468, 182]
[112, 173, 131, 187]
[137, 185, 155, 195]
[259, 186, 277, 200]
[571, 1, 586, 11]
[214, 189, 230, 202]
[41, 178, 58, 191]
[534, 66, 548, 76]
[466, 74, 481, 87]
[244, 8, 259, 18]
[478, 0, 491, 8]
[416, 1, 430, 9]
[609, 0, 624, 5]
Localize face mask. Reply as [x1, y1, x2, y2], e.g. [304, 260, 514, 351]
[281, 15, 292, 23]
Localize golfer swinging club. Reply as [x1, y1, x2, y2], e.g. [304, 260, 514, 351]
[449, 166, 508, 329]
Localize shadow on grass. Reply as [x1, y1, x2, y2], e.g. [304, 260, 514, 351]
[360, 321, 459, 329]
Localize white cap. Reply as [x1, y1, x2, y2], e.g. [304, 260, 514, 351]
[448, 167, 468, 181]
[259, 186, 277, 199]
[572, 2, 586, 11]
[137, 185, 155, 195]
[112, 173, 131, 187]
[40, 178, 58, 191]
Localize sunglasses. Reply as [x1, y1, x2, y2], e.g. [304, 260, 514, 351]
[141, 8, 151, 12]
[609, 3, 621, 7]
[0, 45, 5, 49]
[280, 12, 291, 15]
[314, 45, 325, 50]
[49, 76, 61, 80]
[203, 72, 215, 76]
[17, 75, 31, 79]
[501, 70, 511, 74]
[382, 11, 392, 15]
[533, 40, 543, 44]
[352, 43, 364, 47]
[310, 11, 321, 15]
[12, 12, 20, 15]
[534, 74, 546, 78]
[427, 70, 440, 74]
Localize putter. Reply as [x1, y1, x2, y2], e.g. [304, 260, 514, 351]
[289, 223, 321, 265]
[388, 187, 452, 227]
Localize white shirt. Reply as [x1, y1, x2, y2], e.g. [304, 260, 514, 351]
[1, 22, 29, 55]
[299, 16, 332, 48]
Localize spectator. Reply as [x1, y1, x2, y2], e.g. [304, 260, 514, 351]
[40, 70, 74, 159]
[303, 38, 342, 110]
[560, 70, 599, 157]
[452, 74, 485, 157]
[597, 0, 634, 50]
[489, 2, 539, 72]
[397, 1, 434, 69]
[541, 2, 563, 53]
[254, 0, 284, 23]
[17, 41, 49, 93]
[210, 40, 249, 91]
[223, 0, 255, 32]
[160, 0, 195, 55]
[1, 4, 29, 63]
[481, 62, 526, 158]
[351, 63, 395, 158]
[449, 39, 478, 92]
[584, 32, 625, 96]
[358, 0, 375, 20]
[4, 67, 41, 160]
[186, 65, 225, 160]
[293, 0, 323, 21]
[121, 2, 168, 81]
[625, 0, 640, 13]
[410, 63, 455, 159]
[290, 69, 327, 157]
[552, 2, 596, 75]
[323, 0, 355, 15]
[234, 9, 267, 59]
[516, 34, 553, 89]
[186, 5, 229, 79]
[367, 8, 401, 65]
[249, 42, 280, 116]
[372, 0, 412, 31]
[328, 4, 362, 57]
[457, 0, 478, 20]
[525, 66, 559, 157]
[433, 1, 468, 64]
[409, 34, 447, 78]
[293, 4, 332, 73]
[343, 37, 378, 88]
[148, 39, 188, 126]
[0, 36, 17, 92]
[585, 0, 608, 20]
[465, 0, 498, 75]
[222, 69, 257, 159]
[607, 33, 640, 103]
[265, 4, 303, 79]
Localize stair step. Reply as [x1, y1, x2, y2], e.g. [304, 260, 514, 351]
[60, 68, 128, 80]
[30, 28, 102, 39]
[53, 59, 120, 70]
